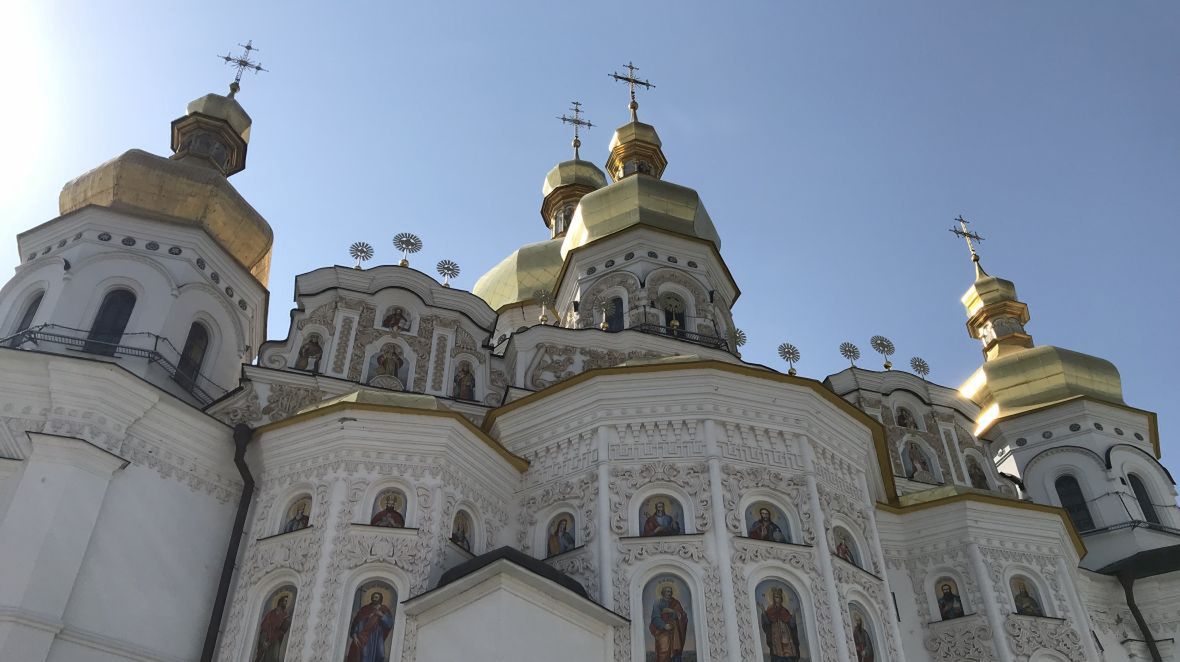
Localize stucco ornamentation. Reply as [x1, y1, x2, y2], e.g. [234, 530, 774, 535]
[924, 614, 997, 661]
[1004, 613, 1084, 661]
[720, 463, 813, 544]
[261, 383, 324, 422]
[608, 461, 712, 535]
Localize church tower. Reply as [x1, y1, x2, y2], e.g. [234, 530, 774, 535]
[551, 67, 739, 350]
[0, 79, 273, 406]
[954, 229, 1178, 570]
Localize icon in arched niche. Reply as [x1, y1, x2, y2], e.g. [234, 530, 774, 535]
[902, 440, 937, 483]
[1010, 577, 1045, 617]
[282, 495, 312, 533]
[639, 495, 684, 537]
[850, 603, 877, 662]
[833, 527, 861, 568]
[450, 510, 473, 552]
[344, 579, 396, 662]
[370, 488, 407, 528]
[381, 306, 412, 332]
[294, 332, 324, 372]
[366, 343, 409, 391]
[252, 585, 296, 662]
[755, 578, 807, 661]
[546, 513, 576, 557]
[966, 456, 990, 490]
[936, 577, 965, 620]
[895, 407, 917, 429]
[744, 501, 790, 543]
[643, 574, 696, 662]
[452, 360, 476, 401]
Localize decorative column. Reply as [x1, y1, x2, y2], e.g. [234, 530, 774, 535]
[803, 439, 852, 662]
[596, 425, 613, 608]
[859, 473, 905, 658]
[967, 542, 1015, 662]
[704, 420, 742, 661]
[1056, 556, 1101, 661]
[0, 433, 126, 662]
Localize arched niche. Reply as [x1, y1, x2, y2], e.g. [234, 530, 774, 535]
[449, 506, 479, 554]
[963, 450, 993, 490]
[848, 601, 881, 662]
[248, 577, 298, 662]
[275, 490, 314, 535]
[364, 482, 413, 528]
[830, 523, 865, 569]
[1050, 469, 1098, 532]
[633, 567, 704, 662]
[449, 354, 480, 402]
[1006, 570, 1052, 618]
[292, 326, 330, 373]
[336, 571, 403, 662]
[363, 338, 415, 391]
[899, 435, 943, 484]
[739, 493, 798, 544]
[928, 571, 970, 621]
[632, 486, 693, 537]
[541, 510, 578, 558]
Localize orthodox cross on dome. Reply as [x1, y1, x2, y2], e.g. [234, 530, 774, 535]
[609, 62, 655, 121]
[949, 215, 987, 275]
[218, 40, 268, 98]
[558, 101, 594, 159]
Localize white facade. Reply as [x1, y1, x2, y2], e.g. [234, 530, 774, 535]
[0, 86, 1178, 662]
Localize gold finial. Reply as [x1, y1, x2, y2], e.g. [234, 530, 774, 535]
[949, 215, 987, 278]
[610, 62, 655, 122]
[219, 40, 268, 98]
[558, 101, 594, 160]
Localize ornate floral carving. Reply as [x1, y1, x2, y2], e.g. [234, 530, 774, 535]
[546, 547, 600, 601]
[331, 316, 354, 373]
[298, 300, 338, 334]
[924, 614, 997, 661]
[516, 472, 598, 554]
[720, 464, 814, 543]
[261, 383, 324, 422]
[817, 483, 880, 574]
[608, 461, 711, 535]
[214, 381, 262, 426]
[430, 334, 449, 392]
[529, 343, 578, 389]
[1004, 613, 1084, 661]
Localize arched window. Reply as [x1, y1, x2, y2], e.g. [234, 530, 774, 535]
[8, 291, 42, 347]
[85, 289, 136, 355]
[605, 296, 625, 332]
[1054, 475, 1095, 532]
[175, 322, 209, 391]
[1128, 474, 1160, 524]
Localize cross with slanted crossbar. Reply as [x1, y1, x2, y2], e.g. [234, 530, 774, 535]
[949, 215, 986, 265]
[558, 101, 594, 159]
[609, 62, 655, 121]
[219, 40, 267, 97]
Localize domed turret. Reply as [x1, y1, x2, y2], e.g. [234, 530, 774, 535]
[540, 160, 606, 239]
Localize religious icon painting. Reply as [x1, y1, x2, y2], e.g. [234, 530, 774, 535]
[755, 578, 808, 662]
[744, 501, 790, 543]
[344, 580, 396, 662]
[381, 306, 412, 332]
[935, 577, 965, 620]
[370, 488, 407, 528]
[450, 510, 473, 553]
[546, 512, 577, 558]
[366, 343, 409, 391]
[282, 495, 312, 534]
[1010, 576, 1045, 617]
[451, 360, 476, 401]
[294, 332, 324, 372]
[642, 574, 697, 662]
[638, 495, 685, 537]
[849, 603, 877, 662]
[253, 585, 296, 662]
[832, 527, 860, 568]
[901, 441, 937, 483]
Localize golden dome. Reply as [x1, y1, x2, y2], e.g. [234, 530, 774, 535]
[473, 238, 564, 311]
[605, 120, 667, 181]
[542, 160, 607, 198]
[59, 148, 274, 285]
[184, 93, 252, 143]
[560, 174, 720, 258]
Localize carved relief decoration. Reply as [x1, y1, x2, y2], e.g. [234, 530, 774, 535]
[214, 380, 262, 426]
[331, 316, 354, 373]
[521, 429, 599, 488]
[608, 461, 712, 535]
[610, 418, 705, 461]
[1004, 613, 1084, 661]
[924, 614, 997, 662]
[720, 464, 814, 544]
[610, 539, 710, 662]
[545, 546, 599, 601]
[260, 383, 324, 423]
[516, 471, 598, 555]
[817, 483, 881, 574]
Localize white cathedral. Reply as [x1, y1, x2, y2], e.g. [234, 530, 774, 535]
[0, 72, 1176, 662]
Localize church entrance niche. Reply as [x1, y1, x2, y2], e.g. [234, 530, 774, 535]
[85, 289, 136, 355]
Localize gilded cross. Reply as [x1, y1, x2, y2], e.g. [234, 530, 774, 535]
[558, 101, 594, 159]
[219, 40, 267, 97]
[949, 215, 987, 271]
[609, 62, 655, 121]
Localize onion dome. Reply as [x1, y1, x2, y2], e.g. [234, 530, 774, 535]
[605, 120, 667, 181]
[958, 261, 1124, 433]
[473, 238, 564, 312]
[540, 159, 606, 238]
[58, 88, 273, 285]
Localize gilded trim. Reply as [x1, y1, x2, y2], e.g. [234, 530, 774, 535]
[977, 394, 1161, 458]
[256, 401, 529, 472]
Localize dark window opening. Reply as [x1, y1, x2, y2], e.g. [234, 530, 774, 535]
[176, 322, 210, 391]
[1128, 474, 1160, 524]
[84, 290, 136, 355]
[1055, 475, 1095, 532]
[605, 297, 625, 332]
[8, 292, 42, 347]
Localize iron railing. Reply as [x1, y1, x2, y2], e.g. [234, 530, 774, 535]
[631, 322, 730, 352]
[0, 324, 228, 406]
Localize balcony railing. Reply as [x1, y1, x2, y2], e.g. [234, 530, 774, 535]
[631, 322, 730, 352]
[1, 324, 228, 406]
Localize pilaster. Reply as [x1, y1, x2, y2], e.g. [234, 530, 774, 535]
[804, 440, 852, 662]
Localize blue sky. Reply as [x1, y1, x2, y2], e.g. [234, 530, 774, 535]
[2, 1, 1177, 477]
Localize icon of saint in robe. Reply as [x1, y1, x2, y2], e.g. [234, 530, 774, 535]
[252, 590, 294, 662]
[294, 334, 323, 372]
[937, 581, 965, 620]
[648, 583, 688, 662]
[748, 506, 788, 543]
[641, 500, 682, 537]
[370, 492, 405, 528]
[547, 516, 576, 557]
[759, 587, 800, 662]
[852, 613, 875, 662]
[452, 361, 476, 401]
[283, 499, 311, 533]
[1012, 579, 1044, 617]
[345, 587, 395, 662]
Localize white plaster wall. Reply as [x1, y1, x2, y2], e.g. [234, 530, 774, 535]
[415, 588, 608, 662]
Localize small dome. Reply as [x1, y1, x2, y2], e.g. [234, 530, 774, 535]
[185, 92, 252, 143]
[608, 121, 662, 152]
[542, 159, 607, 198]
[473, 238, 564, 311]
[561, 175, 719, 259]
